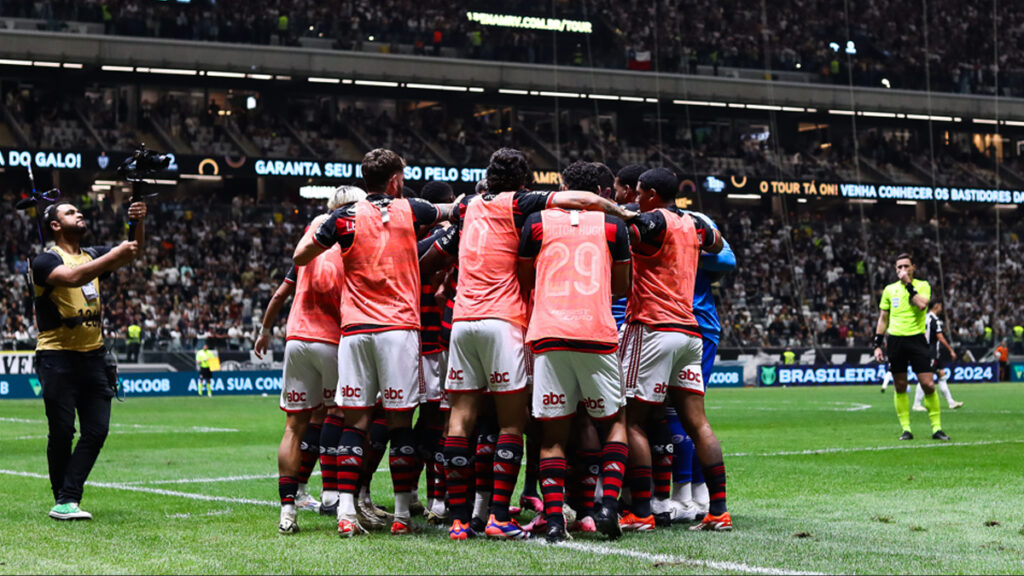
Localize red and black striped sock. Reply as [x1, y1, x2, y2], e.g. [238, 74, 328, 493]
[650, 418, 673, 501]
[539, 457, 567, 528]
[298, 422, 321, 485]
[444, 435, 474, 522]
[600, 441, 629, 508]
[704, 462, 727, 516]
[418, 424, 443, 501]
[361, 415, 389, 491]
[628, 465, 653, 518]
[578, 450, 600, 517]
[474, 430, 497, 497]
[319, 415, 344, 494]
[389, 427, 421, 495]
[337, 428, 367, 495]
[430, 434, 447, 504]
[279, 475, 298, 506]
[491, 433, 523, 521]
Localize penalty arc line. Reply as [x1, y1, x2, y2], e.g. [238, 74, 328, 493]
[551, 541, 826, 576]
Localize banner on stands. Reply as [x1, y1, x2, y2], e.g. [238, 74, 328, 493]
[757, 363, 1000, 387]
[0, 370, 282, 400]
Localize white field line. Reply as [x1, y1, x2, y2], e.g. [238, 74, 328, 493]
[166, 508, 234, 519]
[122, 471, 321, 486]
[552, 541, 825, 576]
[0, 469, 276, 507]
[0, 417, 237, 434]
[727, 439, 1024, 458]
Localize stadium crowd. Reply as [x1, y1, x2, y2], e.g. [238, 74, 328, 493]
[5, 0, 1024, 96]
[3, 182, 1021, 354]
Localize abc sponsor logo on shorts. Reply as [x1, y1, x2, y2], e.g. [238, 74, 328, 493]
[653, 382, 668, 395]
[541, 392, 567, 405]
[489, 371, 510, 384]
[448, 368, 464, 381]
[285, 390, 307, 404]
[581, 397, 605, 411]
[677, 368, 703, 384]
[122, 377, 171, 394]
[383, 388, 404, 400]
[338, 385, 362, 398]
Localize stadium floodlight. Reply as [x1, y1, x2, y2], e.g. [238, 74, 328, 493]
[782, 106, 806, 112]
[246, 96, 257, 110]
[620, 96, 645, 102]
[207, 70, 246, 78]
[498, 89, 529, 95]
[727, 194, 762, 200]
[1004, 120, 1024, 127]
[829, 109, 855, 115]
[355, 80, 399, 87]
[308, 77, 341, 84]
[62, 63, 84, 69]
[747, 104, 783, 111]
[896, 200, 917, 206]
[862, 111, 897, 118]
[0, 59, 34, 66]
[101, 65, 134, 72]
[406, 83, 469, 92]
[148, 67, 198, 75]
[539, 91, 582, 98]
[32, 61, 61, 68]
[469, 87, 485, 93]
[589, 94, 619, 100]
[881, 78, 891, 88]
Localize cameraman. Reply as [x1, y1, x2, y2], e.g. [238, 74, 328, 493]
[32, 200, 146, 520]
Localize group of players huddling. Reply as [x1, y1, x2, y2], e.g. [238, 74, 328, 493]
[257, 147, 735, 542]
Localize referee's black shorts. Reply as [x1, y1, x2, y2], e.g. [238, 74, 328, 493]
[200, 366, 212, 379]
[887, 334, 932, 374]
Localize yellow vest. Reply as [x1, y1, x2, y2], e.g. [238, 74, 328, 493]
[34, 246, 104, 352]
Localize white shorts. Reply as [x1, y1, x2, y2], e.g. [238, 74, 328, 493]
[445, 319, 528, 394]
[532, 350, 624, 420]
[338, 330, 422, 411]
[421, 351, 450, 410]
[280, 339, 339, 412]
[620, 322, 705, 401]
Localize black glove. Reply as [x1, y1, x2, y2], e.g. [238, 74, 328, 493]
[905, 282, 917, 298]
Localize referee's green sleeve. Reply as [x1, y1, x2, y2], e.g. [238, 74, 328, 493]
[879, 286, 891, 311]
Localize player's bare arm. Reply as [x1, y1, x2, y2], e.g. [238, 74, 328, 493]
[873, 310, 890, 362]
[254, 280, 295, 359]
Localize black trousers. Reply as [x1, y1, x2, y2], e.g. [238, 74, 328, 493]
[37, 348, 114, 505]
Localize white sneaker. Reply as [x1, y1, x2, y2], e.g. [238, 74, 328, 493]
[278, 506, 299, 534]
[337, 513, 367, 537]
[563, 503, 578, 527]
[950, 401, 964, 409]
[295, 491, 321, 513]
[912, 404, 926, 412]
[667, 499, 700, 523]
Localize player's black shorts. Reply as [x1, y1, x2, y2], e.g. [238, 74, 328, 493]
[931, 348, 952, 372]
[886, 334, 932, 374]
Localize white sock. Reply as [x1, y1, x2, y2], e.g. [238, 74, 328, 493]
[671, 482, 693, 505]
[358, 485, 371, 504]
[913, 383, 925, 406]
[297, 482, 308, 496]
[472, 491, 491, 521]
[692, 482, 709, 511]
[881, 372, 893, 390]
[594, 478, 604, 503]
[321, 489, 339, 507]
[937, 378, 956, 405]
[339, 493, 356, 517]
[281, 503, 296, 515]
[430, 498, 447, 515]
[394, 492, 411, 521]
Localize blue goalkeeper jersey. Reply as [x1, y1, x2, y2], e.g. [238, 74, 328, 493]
[687, 212, 735, 345]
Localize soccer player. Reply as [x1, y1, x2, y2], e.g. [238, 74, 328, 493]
[873, 254, 950, 441]
[618, 168, 731, 532]
[420, 149, 635, 540]
[663, 210, 735, 524]
[913, 300, 963, 411]
[294, 149, 452, 537]
[613, 164, 645, 207]
[255, 186, 364, 534]
[517, 201, 632, 543]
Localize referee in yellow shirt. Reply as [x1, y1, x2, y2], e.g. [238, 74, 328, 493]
[33, 200, 147, 520]
[872, 253, 950, 441]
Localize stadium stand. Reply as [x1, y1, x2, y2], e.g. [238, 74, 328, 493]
[2, 0, 1023, 96]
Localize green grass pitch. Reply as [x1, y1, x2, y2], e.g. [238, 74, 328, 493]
[2, 384, 1023, 574]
